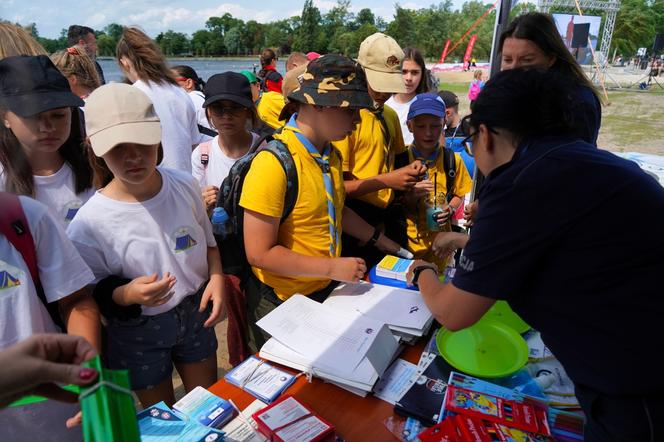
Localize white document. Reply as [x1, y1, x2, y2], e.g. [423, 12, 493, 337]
[373, 358, 419, 405]
[256, 294, 389, 373]
[221, 399, 268, 442]
[259, 337, 379, 390]
[324, 282, 432, 331]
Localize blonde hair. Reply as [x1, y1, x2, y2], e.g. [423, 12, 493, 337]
[0, 23, 47, 59]
[116, 27, 177, 86]
[473, 70, 483, 80]
[51, 45, 101, 91]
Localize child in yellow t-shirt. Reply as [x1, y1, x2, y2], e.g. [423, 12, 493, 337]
[404, 93, 472, 270]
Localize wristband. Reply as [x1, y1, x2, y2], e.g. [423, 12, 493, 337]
[411, 265, 438, 288]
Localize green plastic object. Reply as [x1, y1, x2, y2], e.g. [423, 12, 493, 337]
[80, 356, 140, 442]
[436, 320, 529, 378]
[9, 385, 80, 408]
[481, 300, 531, 334]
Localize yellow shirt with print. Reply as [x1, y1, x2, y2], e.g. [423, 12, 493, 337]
[335, 105, 405, 209]
[256, 91, 286, 129]
[239, 127, 345, 301]
[405, 146, 472, 270]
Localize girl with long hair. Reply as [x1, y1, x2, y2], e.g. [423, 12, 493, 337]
[0, 55, 94, 227]
[386, 47, 435, 145]
[116, 27, 200, 172]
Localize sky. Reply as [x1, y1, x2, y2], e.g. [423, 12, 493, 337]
[0, 0, 469, 39]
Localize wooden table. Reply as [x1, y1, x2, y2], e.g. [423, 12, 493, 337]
[209, 343, 425, 442]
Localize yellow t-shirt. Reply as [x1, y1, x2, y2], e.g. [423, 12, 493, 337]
[405, 146, 472, 270]
[256, 91, 286, 129]
[239, 126, 345, 300]
[335, 105, 406, 209]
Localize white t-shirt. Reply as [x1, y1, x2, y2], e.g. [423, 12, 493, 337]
[0, 162, 95, 230]
[191, 133, 260, 189]
[134, 79, 200, 173]
[66, 168, 217, 316]
[0, 196, 94, 349]
[386, 95, 417, 145]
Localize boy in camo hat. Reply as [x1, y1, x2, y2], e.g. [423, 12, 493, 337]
[239, 54, 403, 351]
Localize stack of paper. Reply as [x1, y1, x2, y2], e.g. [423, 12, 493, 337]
[323, 282, 434, 343]
[375, 255, 414, 282]
[256, 295, 400, 396]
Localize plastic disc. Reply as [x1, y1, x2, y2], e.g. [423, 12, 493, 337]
[436, 321, 529, 378]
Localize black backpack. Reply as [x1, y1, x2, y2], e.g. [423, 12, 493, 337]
[214, 135, 299, 277]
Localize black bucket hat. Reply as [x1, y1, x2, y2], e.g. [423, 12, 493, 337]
[203, 72, 254, 109]
[287, 54, 372, 109]
[0, 55, 84, 117]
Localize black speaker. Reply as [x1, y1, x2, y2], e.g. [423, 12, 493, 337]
[653, 33, 664, 53]
[572, 23, 590, 49]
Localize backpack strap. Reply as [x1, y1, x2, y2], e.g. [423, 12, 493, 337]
[0, 192, 64, 329]
[261, 139, 299, 221]
[198, 124, 217, 138]
[199, 140, 211, 166]
[442, 147, 457, 203]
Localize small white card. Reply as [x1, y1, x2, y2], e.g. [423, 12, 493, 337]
[373, 358, 418, 405]
[225, 356, 296, 403]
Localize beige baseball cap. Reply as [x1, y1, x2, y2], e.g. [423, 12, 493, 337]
[357, 33, 406, 94]
[85, 83, 162, 157]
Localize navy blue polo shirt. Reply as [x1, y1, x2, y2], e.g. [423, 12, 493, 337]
[453, 136, 664, 395]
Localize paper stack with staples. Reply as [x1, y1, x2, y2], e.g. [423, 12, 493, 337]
[257, 294, 400, 397]
[323, 282, 434, 344]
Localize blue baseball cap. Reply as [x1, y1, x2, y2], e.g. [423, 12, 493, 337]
[407, 92, 446, 121]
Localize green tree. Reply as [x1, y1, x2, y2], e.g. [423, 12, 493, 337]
[155, 30, 190, 56]
[356, 8, 376, 27]
[386, 5, 417, 48]
[293, 0, 322, 52]
[612, 0, 658, 56]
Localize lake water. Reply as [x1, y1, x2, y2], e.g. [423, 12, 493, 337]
[97, 58, 288, 83]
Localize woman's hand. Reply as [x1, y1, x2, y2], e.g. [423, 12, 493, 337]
[0, 334, 98, 409]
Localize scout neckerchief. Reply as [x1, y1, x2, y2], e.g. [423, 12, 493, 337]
[286, 115, 339, 257]
[410, 144, 442, 180]
[372, 105, 393, 173]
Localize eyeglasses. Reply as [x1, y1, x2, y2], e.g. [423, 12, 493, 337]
[174, 77, 188, 82]
[208, 104, 245, 117]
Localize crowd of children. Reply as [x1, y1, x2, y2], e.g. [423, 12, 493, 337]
[0, 25, 473, 437]
[3, 11, 663, 441]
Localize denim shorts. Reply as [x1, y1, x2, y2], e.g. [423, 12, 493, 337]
[104, 286, 218, 391]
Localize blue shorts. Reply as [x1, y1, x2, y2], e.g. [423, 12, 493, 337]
[104, 286, 218, 391]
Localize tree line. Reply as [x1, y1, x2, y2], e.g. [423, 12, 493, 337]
[6, 0, 664, 61]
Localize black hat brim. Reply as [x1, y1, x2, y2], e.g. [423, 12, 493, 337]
[203, 93, 254, 110]
[1, 91, 84, 117]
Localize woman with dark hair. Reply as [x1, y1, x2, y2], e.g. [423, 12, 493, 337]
[0, 55, 95, 227]
[407, 68, 664, 441]
[117, 27, 199, 172]
[257, 48, 283, 94]
[171, 65, 213, 140]
[386, 47, 434, 145]
[498, 12, 602, 145]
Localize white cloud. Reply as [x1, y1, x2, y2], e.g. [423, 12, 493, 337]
[87, 13, 106, 27]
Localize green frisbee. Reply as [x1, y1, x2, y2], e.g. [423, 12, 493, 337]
[481, 301, 530, 334]
[436, 321, 529, 378]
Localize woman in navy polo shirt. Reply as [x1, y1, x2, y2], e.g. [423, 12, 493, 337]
[408, 68, 664, 441]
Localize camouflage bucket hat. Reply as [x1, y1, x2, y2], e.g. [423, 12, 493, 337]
[287, 54, 373, 109]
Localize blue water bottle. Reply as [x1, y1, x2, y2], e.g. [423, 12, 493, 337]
[211, 207, 229, 238]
